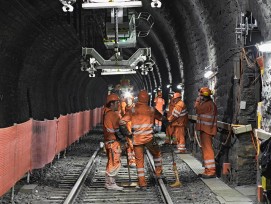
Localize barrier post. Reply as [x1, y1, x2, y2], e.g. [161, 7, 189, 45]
[27, 172, 30, 183]
[11, 186, 15, 204]
[64, 149, 67, 158]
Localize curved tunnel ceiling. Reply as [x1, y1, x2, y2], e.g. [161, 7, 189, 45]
[0, 0, 269, 127]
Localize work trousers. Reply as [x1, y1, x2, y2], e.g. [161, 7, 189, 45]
[172, 126, 186, 151]
[165, 124, 176, 144]
[134, 140, 162, 187]
[200, 131, 216, 174]
[126, 137, 136, 165]
[105, 141, 122, 176]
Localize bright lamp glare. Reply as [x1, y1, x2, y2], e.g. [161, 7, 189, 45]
[258, 41, 271, 53]
[204, 70, 214, 78]
[177, 84, 182, 90]
[124, 92, 132, 98]
[166, 84, 171, 88]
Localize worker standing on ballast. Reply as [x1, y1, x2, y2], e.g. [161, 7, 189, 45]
[119, 90, 164, 191]
[167, 92, 188, 153]
[103, 93, 126, 191]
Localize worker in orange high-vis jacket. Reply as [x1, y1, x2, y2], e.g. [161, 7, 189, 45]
[103, 93, 126, 191]
[167, 92, 188, 153]
[119, 90, 164, 191]
[154, 90, 165, 133]
[123, 96, 136, 168]
[194, 87, 217, 178]
[165, 95, 176, 144]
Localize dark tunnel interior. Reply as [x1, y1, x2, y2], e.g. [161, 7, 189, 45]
[0, 0, 270, 128]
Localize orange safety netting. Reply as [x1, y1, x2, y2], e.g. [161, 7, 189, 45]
[31, 120, 57, 169]
[56, 115, 68, 154]
[68, 114, 77, 145]
[76, 112, 83, 140]
[83, 110, 90, 134]
[0, 120, 32, 196]
[0, 110, 100, 197]
[46, 120, 57, 165]
[15, 120, 32, 181]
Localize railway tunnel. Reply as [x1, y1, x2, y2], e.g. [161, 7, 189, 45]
[1, 0, 271, 203]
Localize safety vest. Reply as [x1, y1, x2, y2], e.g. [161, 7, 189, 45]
[168, 100, 188, 127]
[195, 100, 217, 136]
[130, 103, 155, 145]
[103, 107, 120, 141]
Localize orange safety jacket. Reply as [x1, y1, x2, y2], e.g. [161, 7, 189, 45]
[167, 99, 175, 117]
[103, 107, 121, 142]
[120, 101, 127, 117]
[120, 102, 163, 145]
[168, 100, 188, 127]
[194, 99, 217, 136]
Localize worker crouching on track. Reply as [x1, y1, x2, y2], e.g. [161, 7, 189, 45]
[167, 92, 188, 153]
[194, 87, 217, 178]
[119, 90, 164, 191]
[103, 93, 126, 191]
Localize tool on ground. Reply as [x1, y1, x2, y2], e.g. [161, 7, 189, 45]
[170, 137, 182, 188]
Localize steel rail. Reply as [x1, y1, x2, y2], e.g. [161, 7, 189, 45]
[146, 149, 173, 204]
[63, 147, 100, 204]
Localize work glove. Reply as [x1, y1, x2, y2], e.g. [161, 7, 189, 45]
[162, 117, 170, 127]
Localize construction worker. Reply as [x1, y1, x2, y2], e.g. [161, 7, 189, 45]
[167, 92, 188, 153]
[194, 87, 217, 178]
[119, 90, 164, 191]
[165, 94, 176, 144]
[103, 93, 125, 191]
[123, 96, 136, 168]
[154, 90, 165, 133]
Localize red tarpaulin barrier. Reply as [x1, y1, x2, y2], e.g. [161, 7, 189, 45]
[56, 115, 68, 154]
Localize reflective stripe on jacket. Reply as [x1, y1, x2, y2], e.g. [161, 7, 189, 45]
[194, 99, 217, 136]
[167, 100, 188, 127]
[120, 102, 163, 145]
[103, 107, 120, 142]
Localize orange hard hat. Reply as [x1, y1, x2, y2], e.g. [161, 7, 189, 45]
[173, 92, 182, 99]
[106, 93, 120, 104]
[138, 90, 149, 103]
[199, 87, 212, 96]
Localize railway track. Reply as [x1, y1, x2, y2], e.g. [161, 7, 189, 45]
[64, 147, 174, 204]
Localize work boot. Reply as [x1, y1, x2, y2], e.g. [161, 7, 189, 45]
[199, 168, 216, 179]
[105, 175, 124, 191]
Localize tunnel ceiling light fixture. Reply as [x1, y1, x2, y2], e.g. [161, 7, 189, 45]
[82, 1, 142, 9]
[101, 70, 136, 75]
[166, 84, 172, 88]
[257, 41, 271, 53]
